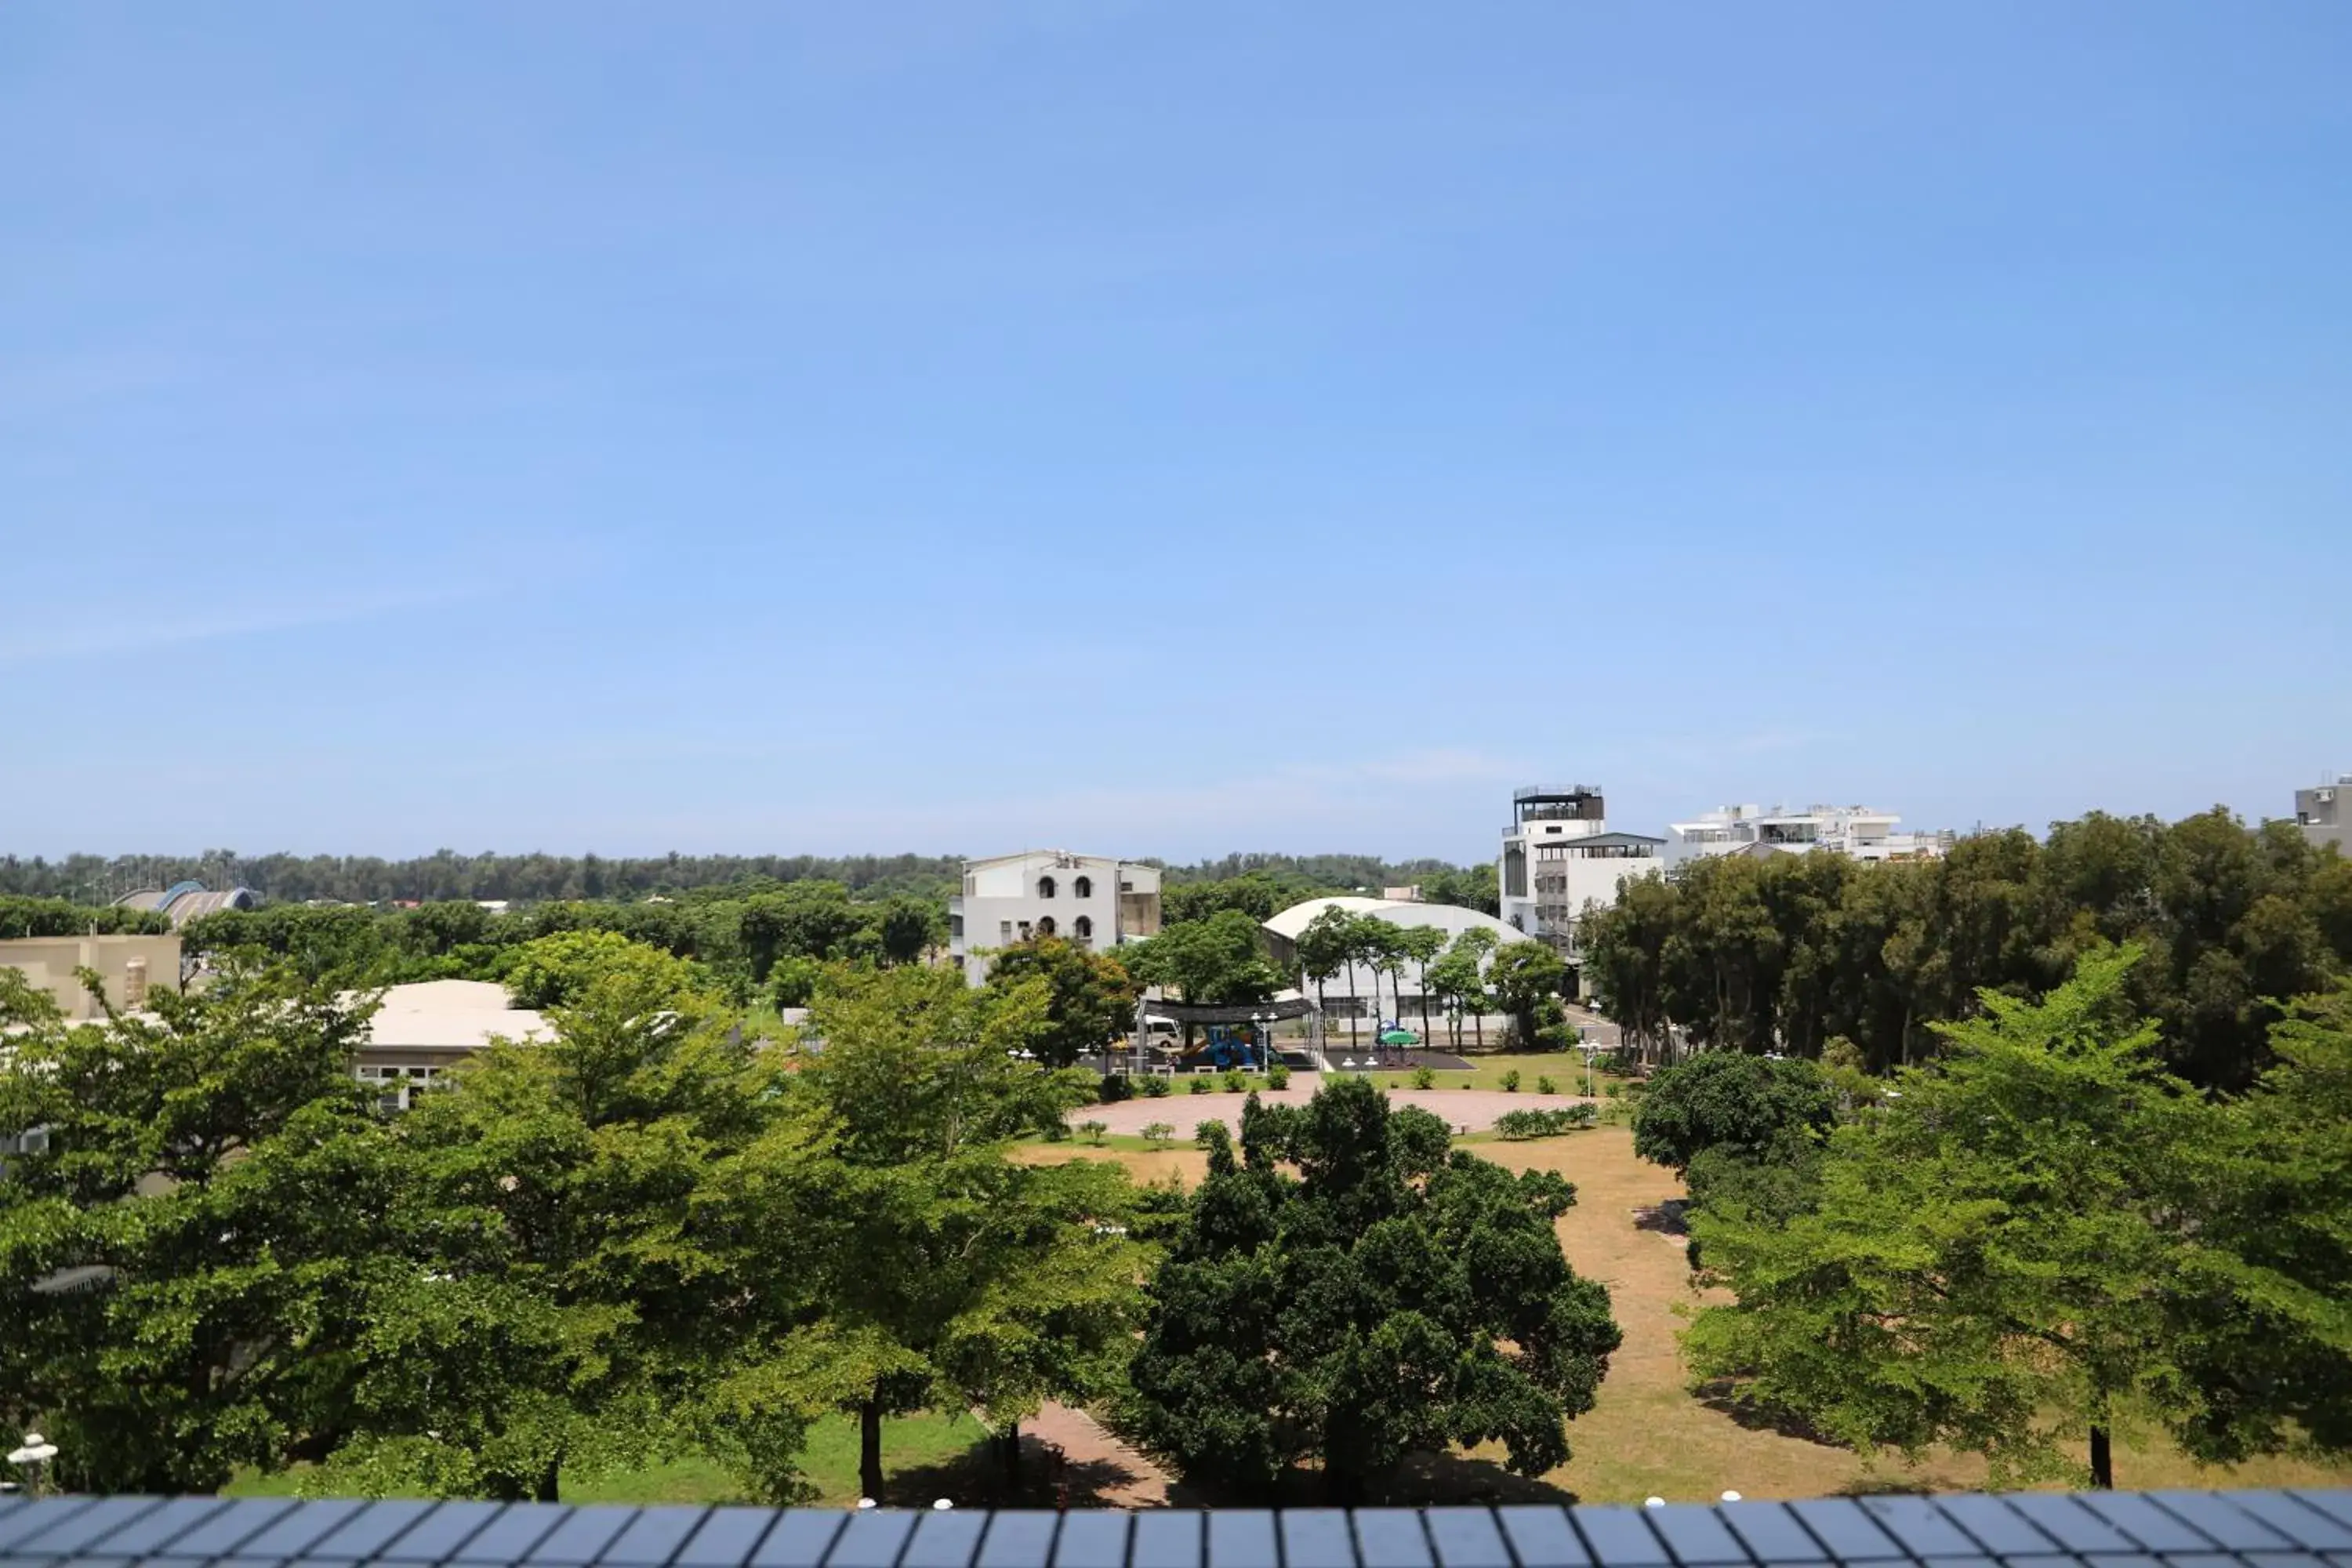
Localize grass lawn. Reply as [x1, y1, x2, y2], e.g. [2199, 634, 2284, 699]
[223, 1410, 988, 1506]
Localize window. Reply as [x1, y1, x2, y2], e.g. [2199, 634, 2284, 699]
[1037, 916, 1057, 937]
[1073, 875, 1093, 898]
[1038, 876, 1058, 898]
[1000, 920, 1014, 945]
[1073, 915, 1094, 942]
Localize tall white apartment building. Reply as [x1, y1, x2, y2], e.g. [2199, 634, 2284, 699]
[1497, 785, 1664, 968]
[949, 850, 1163, 985]
[1664, 804, 1951, 868]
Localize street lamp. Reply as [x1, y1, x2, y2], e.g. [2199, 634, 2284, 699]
[9, 1432, 57, 1497]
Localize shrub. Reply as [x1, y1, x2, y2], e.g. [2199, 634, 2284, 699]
[1267, 1063, 1291, 1090]
[1412, 1065, 1436, 1090]
[1079, 1120, 1109, 1145]
[1142, 1076, 1172, 1098]
[1141, 1121, 1175, 1145]
[1189, 1076, 1210, 1095]
[1493, 1105, 1599, 1140]
[1501, 1069, 1522, 1093]
[1220, 1069, 1247, 1094]
[1537, 1075, 1558, 1095]
[1099, 1074, 1134, 1104]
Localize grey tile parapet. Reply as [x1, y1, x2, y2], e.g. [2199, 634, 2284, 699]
[0, 1493, 2345, 1568]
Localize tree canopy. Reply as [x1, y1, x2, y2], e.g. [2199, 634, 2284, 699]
[1127, 1077, 1621, 1501]
[981, 936, 1138, 1068]
[1681, 946, 2352, 1489]
[1631, 1051, 1837, 1174]
[1580, 810, 2351, 1091]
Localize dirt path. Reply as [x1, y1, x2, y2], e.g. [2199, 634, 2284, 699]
[1022, 1399, 1173, 1507]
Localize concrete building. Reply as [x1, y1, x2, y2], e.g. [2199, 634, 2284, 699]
[1664, 804, 1951, 869]
[1261, 896, 1534, 1019]
[949, 851, 1163, 985]
[2294, 775, 2350, 856]
[0, 933, 181, 1020]
[1497, 785, 1665, 967]
[354, 978, 550, 1109]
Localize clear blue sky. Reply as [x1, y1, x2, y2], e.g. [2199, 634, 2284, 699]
[5, 2, 2347, 865]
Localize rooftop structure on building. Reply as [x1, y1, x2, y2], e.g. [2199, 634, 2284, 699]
[2294, 772, 2350, 856]
[1664, 803, 1952, 868]
[948, 851, 1162, 985]
[114, 882, 257, 927]
[1497, 784, 1664, 973]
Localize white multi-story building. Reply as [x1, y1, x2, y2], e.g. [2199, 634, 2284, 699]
[1664, 804, 1951, 868]
[949, 851, 1163, 985]
[1497, 785, 1664, 969]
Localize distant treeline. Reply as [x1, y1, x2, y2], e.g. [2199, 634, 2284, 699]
[0, 848, 1497, 912]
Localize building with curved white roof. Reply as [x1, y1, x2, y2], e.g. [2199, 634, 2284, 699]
[1261, 896, 1533, 1021]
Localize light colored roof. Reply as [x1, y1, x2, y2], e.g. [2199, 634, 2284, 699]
[364, 979, 549, 1051]
[1261, 896, 1533, 946]
[962, 849, 1134, 869]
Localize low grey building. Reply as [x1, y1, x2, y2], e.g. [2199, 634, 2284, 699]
[2294, 774, 2349, 855]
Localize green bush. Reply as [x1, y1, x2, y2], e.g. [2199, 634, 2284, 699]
[1267, 1063, 1291, 1090]
[1078, 1120, 1109, 1145]
[1412, 1065, 1436, 1090]
[1099, 1074, 1134, 1104]
[1493, 1105, 1599, 1140]
[1220, 1069, 1247, 1094]
[1501, 1069, 1522, 1093]
[1537, 1075, 1558, 1095]
[1141, 1121, 1175, 1145]
[1142, 1076, 1172, 1098]
[1189, 1076, 1210, 1095]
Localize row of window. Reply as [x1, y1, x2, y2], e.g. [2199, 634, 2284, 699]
[1035, 876, 1094, 899]
[999, 915, 1095, 942]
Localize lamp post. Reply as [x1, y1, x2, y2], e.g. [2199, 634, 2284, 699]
[9, 1432, 57, 1497]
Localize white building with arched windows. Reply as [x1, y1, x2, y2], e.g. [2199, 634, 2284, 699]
[949, 850, 1163, 985]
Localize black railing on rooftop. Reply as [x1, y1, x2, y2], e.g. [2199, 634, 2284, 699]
[0, 1489, 2345, 1568]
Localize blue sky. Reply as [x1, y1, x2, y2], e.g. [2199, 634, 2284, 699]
[5, 2, 2348, 865]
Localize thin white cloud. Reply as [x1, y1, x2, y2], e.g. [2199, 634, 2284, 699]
[0, 587, 480, 668]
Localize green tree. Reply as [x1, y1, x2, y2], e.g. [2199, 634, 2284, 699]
[1682, 946, 2352, 1489]
[1293, 906, 1355, 1026]
[768, 965, 1136, 1498]
[1128, 1079, 1619, 1501]
[1486, 941, 1566, 1049]
[873, 895, 945, 967]
[1121, 910, 1280, 1051]
[1425, 945, 1483, 1047]
[982, 936, 1138, 1068]
[500, 929, 703, 1011]
[1343, 915, 1403, 1045]
[0, 963, 387, 1493]
[313, 946, 804, 1502]
[1396, 925, 1448, 1039]
[1631, 1051, 1836, 1173]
